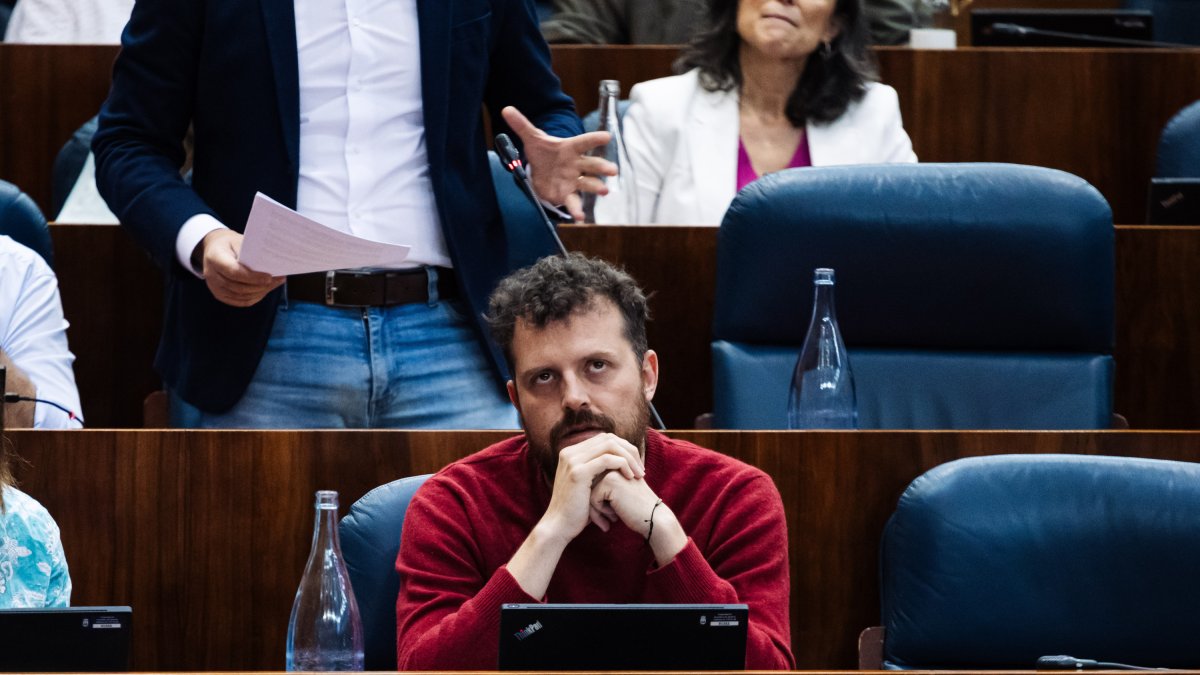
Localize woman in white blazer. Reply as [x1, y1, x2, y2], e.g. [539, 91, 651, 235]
[608, 0, 917, 225]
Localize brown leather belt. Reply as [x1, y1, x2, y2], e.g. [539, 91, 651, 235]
[287, 268, 458, 308]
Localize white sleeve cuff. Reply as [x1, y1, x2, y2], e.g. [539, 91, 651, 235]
[176, 214, 229, 278]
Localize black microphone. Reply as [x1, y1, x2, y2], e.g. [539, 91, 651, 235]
[990, 22, 1196, 49]
[493, 133, 667, 431]
[494, 133, 568, 256]
[1037, 655, 1164, 671]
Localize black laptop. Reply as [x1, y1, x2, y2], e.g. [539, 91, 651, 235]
[1148, 178, 1200, 224]
[499, 603, 749, 671]
[972, 9, 1154, 47]
[0, 606, 132, 672]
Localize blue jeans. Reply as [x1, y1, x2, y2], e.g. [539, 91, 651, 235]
[172, 292, 518, 429]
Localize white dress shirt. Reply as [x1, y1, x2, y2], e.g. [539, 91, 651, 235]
[0, 236, 83, 428]
[176, 0, 448, 273]
[4, 0, 133, 43]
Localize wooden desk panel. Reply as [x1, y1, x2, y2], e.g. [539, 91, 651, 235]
[0, 45, 117, 213]
[50, 224, 163, 429]
[9, 429, 1200, 670]
[877, 47, 1200, 225]
[48, 224, 1200, 429]
[6, 44, 1197, 226]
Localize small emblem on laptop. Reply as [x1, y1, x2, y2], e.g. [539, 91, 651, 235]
[513, 621, 543, 641]
[82, 618, 89, 627]
[700, 615, 707, 625]
[709, 612, 740, 627]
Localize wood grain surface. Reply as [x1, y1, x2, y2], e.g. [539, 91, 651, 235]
[5, 44, 1198, 227]
[10, 429, 1200, 670]
[49, 224, 1200, 430]
[0, 45, 116, 213]
[553, 45, 1200, 225]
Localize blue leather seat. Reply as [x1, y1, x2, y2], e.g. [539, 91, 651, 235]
[1123, 0, 1200, 45]
[0, 180, 55, 268]
[488, 149, 561, 270]
[581, 99, 631, 133]
[0, 3, 11, 40]
[879, 454, 1200, 669]
[1156, 99, 1200, 178]
[338, 474, 432, 671]
[51, 116, 99, 220]
[712, 163, 1114, 429]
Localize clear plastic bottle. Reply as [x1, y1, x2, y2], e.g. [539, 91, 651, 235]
[285, 490, 364, 671]
[582, 79, 638, 224]
[787, 268, 858, 429]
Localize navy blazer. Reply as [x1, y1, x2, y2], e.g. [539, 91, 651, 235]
[94, 0, 581, 412]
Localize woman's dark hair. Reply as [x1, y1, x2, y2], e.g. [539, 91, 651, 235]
[676, 0, 877, 126]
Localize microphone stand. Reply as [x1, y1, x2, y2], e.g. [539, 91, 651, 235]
[991, 22, 1197, 49]
[493, 133, 667, 431]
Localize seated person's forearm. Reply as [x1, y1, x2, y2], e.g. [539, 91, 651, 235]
[506, 519, 572, 600]
[0, 350, 36, 428]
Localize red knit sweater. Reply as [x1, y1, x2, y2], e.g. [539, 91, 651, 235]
[395, 429, 794, 670]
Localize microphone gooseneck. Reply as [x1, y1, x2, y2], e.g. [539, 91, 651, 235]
[1036, 655, 1164, 671]
[991, 22, 1196, 49]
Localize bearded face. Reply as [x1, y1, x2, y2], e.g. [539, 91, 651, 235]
[505, 298, 658, 480]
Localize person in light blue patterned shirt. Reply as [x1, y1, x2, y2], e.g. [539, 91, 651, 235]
[0, 447, 70, 608]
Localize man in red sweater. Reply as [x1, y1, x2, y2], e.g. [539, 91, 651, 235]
[395, 254, 793, 669]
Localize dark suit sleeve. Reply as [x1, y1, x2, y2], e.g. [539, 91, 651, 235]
[485, 0, 584, 142]
[92, 0, 217, 272]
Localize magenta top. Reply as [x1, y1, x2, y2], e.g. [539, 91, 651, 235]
[736, 133, 812, 192]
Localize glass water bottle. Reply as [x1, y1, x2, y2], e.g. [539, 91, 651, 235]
[285, 490, 364, 671]
[788, 268, 858, 429]
[582, 79, 638, 224]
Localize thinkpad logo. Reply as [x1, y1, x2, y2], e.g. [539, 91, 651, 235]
[513, 620, 543, 641]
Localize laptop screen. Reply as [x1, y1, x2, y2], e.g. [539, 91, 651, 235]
[0, 606, 132, 672]
[1148, 178, 1200, 225]
[499, 603, 748, 671]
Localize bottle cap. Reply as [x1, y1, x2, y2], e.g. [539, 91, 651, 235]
[813, 268, 835, 285]
[315, 490, 339, 508]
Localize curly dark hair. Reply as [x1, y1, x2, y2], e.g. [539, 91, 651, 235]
[675, 0, 877, 126]
[487, 254, 650, 372]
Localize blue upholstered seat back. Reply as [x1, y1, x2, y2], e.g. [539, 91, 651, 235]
[880, 454, 1200, 669]
[338, 474, 432, 671]
[0, 180, 54, 268]
[51, 116, 99, 221]
[712, 163, 1114, 429]
[714, 343, 1112, 429]
[1156, 99, 1200, 178]
[488, 149, 559, 271]
[1123, 0, 1200, 44]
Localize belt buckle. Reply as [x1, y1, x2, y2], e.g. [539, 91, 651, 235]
[324, 270, 339, 306]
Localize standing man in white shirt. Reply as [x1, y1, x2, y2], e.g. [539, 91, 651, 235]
[93, 0, 613, 428]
